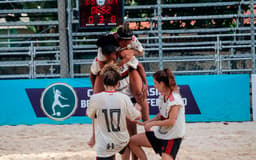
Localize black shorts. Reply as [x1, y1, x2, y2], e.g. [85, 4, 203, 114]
[96, 146, 127, 160]
[96, 156, 115, 160]
[146, 131, 182, 159]
[130, 97, 136, 104]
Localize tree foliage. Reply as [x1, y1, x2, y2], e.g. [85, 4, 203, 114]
[125, 0, 250, 30]
[0, 1, 57, 33]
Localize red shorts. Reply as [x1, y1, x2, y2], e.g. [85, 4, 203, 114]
[146, 131, 182, 159]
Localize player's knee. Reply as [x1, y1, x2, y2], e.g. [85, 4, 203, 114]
[161, 153, 174, 160]
[131, 134, 137, 141]
[134, 91, 145, 104]
[129, 136, 136, 147]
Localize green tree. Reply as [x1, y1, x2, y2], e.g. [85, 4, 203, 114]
[125, 0, 250, 30]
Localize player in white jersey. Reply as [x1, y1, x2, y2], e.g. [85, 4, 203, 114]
[89, 33, 149, 160]
[90, 47, 139, 97]
[96, 23, 144, 69]
[90, 41, 118, 94]
[89, 43, 143, 160]
[94, 25, 149, 122]
[89, 42, 119, 148]
[129, 68, 185, 160]
[87, 64, 141, 160]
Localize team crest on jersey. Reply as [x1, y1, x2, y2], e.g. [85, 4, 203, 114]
[119, 65, 125, 72]
[40, 83, 78, 121]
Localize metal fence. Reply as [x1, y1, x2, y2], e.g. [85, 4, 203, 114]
[0, 0, 255, 79]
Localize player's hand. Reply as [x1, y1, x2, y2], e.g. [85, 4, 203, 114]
[119, 49, 134, 62]
[120, 49, 135, 57]
[87, 136, 95, 148]
[136, 92, 145, 104]
[135, 120, 145, 126]
[144, 122, 153, 131]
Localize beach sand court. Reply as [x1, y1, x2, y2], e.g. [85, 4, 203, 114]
[0, 122, 256, 160]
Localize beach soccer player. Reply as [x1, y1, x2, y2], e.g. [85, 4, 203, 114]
[89, 40, 145, 159]
[87, 64, 141, 160]
[94, 23, 149, 122]
[129, 68, 185, 160]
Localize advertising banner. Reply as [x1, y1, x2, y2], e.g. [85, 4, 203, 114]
[0, 74, 250, 125]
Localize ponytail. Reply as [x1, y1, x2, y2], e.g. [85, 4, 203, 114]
[153, 68, 178, 92]
[164, 68, 177, 92]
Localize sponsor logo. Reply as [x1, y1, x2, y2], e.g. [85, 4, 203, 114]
[26, 87, 92, 118]
[26, 85, 200, 118]
[40, 83, 78, 121]
[147, 85, 201, 115]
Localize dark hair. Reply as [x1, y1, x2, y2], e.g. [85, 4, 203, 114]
[153, 68, 178, 92]
[96, 34, 118, 56]
[96, 34, 119, 48]
[101, 64, 121, 86]
[116, 22, 133, 40]
[101, 44, 117, 56]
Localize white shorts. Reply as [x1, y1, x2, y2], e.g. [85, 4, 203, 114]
[90, 58, 100, 75]
[117, 56, 139, 97]
[117, 75, 132, 97]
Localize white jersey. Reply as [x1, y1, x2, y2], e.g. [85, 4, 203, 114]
[90, 56, 139, 97]
[87, 91, 141, 157]
[153, 91, 185, 140]
[97, 35, 144, 61]
[117, 56, 139, 97]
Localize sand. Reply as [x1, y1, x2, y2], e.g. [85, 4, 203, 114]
[0, 122, 256, 160]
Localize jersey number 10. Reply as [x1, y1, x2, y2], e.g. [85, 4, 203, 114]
[102, 109, 121, 132]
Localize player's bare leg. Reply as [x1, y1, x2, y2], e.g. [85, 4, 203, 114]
[129, 69, 149, 122]
[126, 118, 137, 160]
[93, 75, 104, 93]
[129, 133, 152, 160]
[127, 118, 137, 136]
[121, 147, 130, 160]
[162, 153, 174, 160]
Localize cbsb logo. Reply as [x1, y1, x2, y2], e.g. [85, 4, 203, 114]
[40, 83, 78, 121]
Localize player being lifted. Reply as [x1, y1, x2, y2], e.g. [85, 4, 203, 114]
[90, 39, 146, 159]
[88, 23, 150, 160]
[92, 23, 149, 122]
[89, 24, 149, 154]
[87, 63, 141, 160]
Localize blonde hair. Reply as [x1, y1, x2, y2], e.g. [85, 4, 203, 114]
[100, 63, 121, 86]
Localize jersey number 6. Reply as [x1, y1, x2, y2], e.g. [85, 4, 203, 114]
[102, 109, 121, 132]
